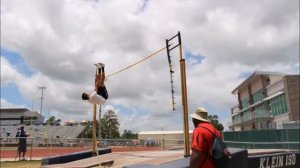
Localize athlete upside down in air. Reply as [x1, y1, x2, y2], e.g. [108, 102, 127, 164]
[82, 63, 108, 105]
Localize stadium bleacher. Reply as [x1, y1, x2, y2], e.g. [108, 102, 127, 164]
[0, 125, 86, 146]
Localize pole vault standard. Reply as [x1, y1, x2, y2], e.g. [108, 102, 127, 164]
[166, 31, 190, 157]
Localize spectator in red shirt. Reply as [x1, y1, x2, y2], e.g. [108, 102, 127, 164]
[190, 107, 222, 168]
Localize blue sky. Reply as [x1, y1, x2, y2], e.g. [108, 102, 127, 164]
[1, 83, 30, 106]
[1, 47, 35, 107]
[1, 47, 35, 77]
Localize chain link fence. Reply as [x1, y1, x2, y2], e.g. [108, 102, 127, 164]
[223, 129, 300, 151]
[0, 137, 186, 160]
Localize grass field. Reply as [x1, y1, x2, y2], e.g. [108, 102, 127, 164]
[0, 160, 41, 168]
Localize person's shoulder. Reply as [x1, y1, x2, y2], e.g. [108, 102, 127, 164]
[20, 130, 27, 136]
[91, 91, 97, 96]
[194, 124, 205, 133]
[198, 122, 212, 128]
[198, 123, 215, 133]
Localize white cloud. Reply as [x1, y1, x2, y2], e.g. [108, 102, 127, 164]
[0, 57, 23, 85]
[1, 0, 299, 131]
[1, 98, 14, 107]
[1, 98, 27, 108]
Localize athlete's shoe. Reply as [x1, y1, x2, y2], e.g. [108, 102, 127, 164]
[99, 63, 105, 68]
[94, 63, 105, 68]
[94, 63, 101, 68]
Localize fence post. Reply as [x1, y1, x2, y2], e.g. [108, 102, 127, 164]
[130, 140, 132, 152]
[285, 129, 290, 150]
[30, 137, 33, 160]
[50, 137, 53, 157]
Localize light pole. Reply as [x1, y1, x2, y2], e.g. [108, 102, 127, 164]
[38, 86, 47, 116]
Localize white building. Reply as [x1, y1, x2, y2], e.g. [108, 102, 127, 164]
[0, 108, 45, 125]
[229, 71, 299, 131]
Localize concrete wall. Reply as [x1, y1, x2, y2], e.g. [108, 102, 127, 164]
[268, 75, 283, 86]
[251, 78, 263, 94]
[243, 124, 254, 131]
[283, 75, 300, 121]
[273, 113, 290, 126]
[239, 89, 249, 100]
[266, 80, 284, 96]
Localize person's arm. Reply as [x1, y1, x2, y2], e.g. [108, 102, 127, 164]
[190, 148, 205, 168]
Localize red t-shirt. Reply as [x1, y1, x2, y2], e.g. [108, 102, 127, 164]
[191, 122, 222, 168]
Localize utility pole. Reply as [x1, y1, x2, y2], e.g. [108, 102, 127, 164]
[38, 86, 47, 116]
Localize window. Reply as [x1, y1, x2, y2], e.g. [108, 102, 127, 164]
[252, 90, 264, 103]
[241, 97, 249, 109]
[254, 104, 268, 118]
[233, 115, 241, 125]
[269, 94, 288, 116]
[243, 110, 252, 121]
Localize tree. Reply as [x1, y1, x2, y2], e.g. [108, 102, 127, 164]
[55, 119, 61, 126]
[80, 110, 121, 139]
[208, 115, 224, 131]
[101, 110, 120, 138]
[82, 121, 93, 138]
[46, 116, 56, 123]
[121, 129, 138, 139]
[45, 116, 62, 126]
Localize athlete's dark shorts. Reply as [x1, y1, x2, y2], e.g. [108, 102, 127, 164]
[97, 86, 108, 100]
[18, 142, 27, 152]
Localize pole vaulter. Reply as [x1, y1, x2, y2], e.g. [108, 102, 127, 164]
[82, 63, 108, 156]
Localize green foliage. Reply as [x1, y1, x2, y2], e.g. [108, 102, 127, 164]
[101, 110, 120, 138]
[82, 121, 93, 138]
[81, 110, 121, 139]
[47, 116, 56, 122]
[208, 115, 224, 131]
[45, 116, 61, 126]
[121, 129, 138, 139]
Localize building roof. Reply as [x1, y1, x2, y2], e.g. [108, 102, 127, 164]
[0, 107, 30, 111]
[231, 71, 286, 94]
